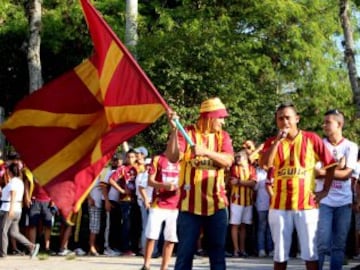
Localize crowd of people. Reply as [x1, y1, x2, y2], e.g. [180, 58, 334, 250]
[0, 98, 360, 270]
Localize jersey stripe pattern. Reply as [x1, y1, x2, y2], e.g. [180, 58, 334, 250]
[263, 131, 336, 210]
[230, 164, 257, 206]
[178, 125, 234, 216]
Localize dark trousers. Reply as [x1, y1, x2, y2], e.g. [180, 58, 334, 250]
[174, 209, 228, 270]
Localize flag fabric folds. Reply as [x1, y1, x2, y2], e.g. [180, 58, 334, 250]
[1, 0, 168, 221]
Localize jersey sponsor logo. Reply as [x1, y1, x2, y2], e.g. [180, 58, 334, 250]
[277, 167, 307, 178]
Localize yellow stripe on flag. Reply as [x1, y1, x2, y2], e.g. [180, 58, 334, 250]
[91, 139, 103, 164]
[74, 60, 101, 104]
[105, 104, 165, 125]
[1, 110, 100, 129]
[100, 41, 123, 98]
[33, 114, 108, 185]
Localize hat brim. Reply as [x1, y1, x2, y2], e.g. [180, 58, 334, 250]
[200, 109, 228, 118]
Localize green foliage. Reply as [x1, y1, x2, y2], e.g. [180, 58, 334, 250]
[1, 0, 359, 154]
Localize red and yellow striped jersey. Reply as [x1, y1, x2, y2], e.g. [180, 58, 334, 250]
[230, 164, 257, 206]
[178, 125, 234, 216]
[262, 131, 336, 210]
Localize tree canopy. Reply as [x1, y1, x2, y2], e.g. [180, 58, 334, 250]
[1, 0, 359, 154]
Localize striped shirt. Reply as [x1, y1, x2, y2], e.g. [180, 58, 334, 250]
[178, 125, 234, 216]
[230, 163, 257, 206]
[262, 130, 336, 210]
[149, 154, 180, 209]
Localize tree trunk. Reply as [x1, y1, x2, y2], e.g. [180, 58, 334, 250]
[339, 0, 360, 116]
[27, 0, 43, 93]
[125, 0, 138, 56]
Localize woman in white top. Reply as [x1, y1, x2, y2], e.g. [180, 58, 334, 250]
[0, 162, 39, 258]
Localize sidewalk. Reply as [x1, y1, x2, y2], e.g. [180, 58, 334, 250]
[1, 255, 360, 270]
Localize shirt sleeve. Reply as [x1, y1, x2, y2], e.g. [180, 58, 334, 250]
[308, 132, 337, 168]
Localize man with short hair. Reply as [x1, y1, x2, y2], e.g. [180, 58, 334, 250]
[316, 109, 358, 270]
[260, 103, 337, 270]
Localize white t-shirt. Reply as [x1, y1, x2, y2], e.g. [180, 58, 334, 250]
[102, 168, 120, 202]
[90, 178, 103, 208]
[318, 138, 358, 207]
[254, 167, 270, 211]
[135, 171, 154, 204]
[0, 177, 24, 212]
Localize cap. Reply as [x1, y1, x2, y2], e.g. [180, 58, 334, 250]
[134, 146, 148, 157]
[199, 97, 228, 118]
[144, 158, 152, 165]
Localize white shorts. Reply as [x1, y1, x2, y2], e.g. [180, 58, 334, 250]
[145, 208, 178, 243]
[229, 204, 253, 225]
[268, 208, 319, 262]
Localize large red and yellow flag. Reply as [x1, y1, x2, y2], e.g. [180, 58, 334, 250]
[1, 0, 168, 221]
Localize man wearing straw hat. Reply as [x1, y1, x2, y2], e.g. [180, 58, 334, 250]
[166, 97, 234, 270]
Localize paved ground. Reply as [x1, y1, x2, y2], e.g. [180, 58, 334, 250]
[1, 255, 360, 270]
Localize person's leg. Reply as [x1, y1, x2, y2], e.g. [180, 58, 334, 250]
[143, 238, 155, 268]
[0, 211, 11, 257]
[295, 209, 319, 270]
[269, 209, 294, 269]
[316, 204, 333, 270]
[274, 262, 287, 270]
[330, 204, 352, 270]
[239, 224, 247, 254]
[138, 202, 148, 254]
[8, 212, 34, 252]
[230, 225, 239, 254]
[257, 210, 267, 255]
[119, 202, 132, 252]
[204, 208, 228, 270]
[59, 225, 72, 251]
[161, 241, 175, 270]
[174, 212, 201, 270]
[229, 203, 241, 255]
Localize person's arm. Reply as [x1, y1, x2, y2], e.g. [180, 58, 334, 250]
[315, 165, 336, 203]
[9, 190, 16, 219]
[148, 172, 177, 191]
[165, 112, 180, 163]
[260, 139, 281, 169]
[192, 145, 233, 168]
[138, 186, 151, 209]
[23, 177, 32, 209]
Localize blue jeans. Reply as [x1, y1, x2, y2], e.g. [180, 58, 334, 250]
[257, 210, 273, 252]
[174, 209, 228, 270]
[119, 201, 132, 251]
[317, 203, 352, 270]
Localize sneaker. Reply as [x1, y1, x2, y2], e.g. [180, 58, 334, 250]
[12, 248, 25, 256]
[239, 251, 249, 258]
[122, 250, 136, 256]
[45, 249, 57, 256]
[258, 249, 266, 257]
[58, 249, 74, 256]
[103, 247, 120, 256]
[88, 250, 99, 256]
[140, 265, 150, 270]
[74, 248, 86, 256]
[30, 243, 40, 259]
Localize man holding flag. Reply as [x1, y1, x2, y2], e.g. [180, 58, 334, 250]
[167, 97, 234, 270]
